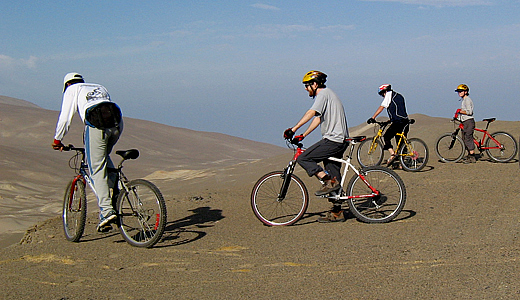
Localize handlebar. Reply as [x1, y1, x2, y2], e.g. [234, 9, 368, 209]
[453, 109, 462, 119]
[286, 138, 303, 149]
[285, 135, 367, 149]
[370, 118, 415, 127]
[62, 144, 84, 152]
[61, 144, 139, 161]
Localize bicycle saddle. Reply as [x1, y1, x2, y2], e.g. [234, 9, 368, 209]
[116, 149, 140, 160]
[483, 118, 496, 123]
[346, 136, 366, 143]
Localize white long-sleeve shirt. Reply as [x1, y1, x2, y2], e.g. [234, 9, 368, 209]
[54, 83, 111, 141]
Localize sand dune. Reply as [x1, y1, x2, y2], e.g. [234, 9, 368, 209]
[2, 95, 520, 298]
[0, 95, 287, 239]
[1, 95, 518, 241]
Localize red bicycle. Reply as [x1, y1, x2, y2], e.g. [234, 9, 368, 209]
[435, 110, 518, 163]
[61, 145, 167, 247]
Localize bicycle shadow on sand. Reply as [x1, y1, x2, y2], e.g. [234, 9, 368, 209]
[75, 207, 223, 247]
[294, 208, 416, 226]
[388, 162, 434, 172]
[156, 206, 224, 248]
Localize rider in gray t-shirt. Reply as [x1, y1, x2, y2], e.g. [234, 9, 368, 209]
[455, 84, 476, 163]
[310, 88, 349, 144]
[283, 71, 349, 223]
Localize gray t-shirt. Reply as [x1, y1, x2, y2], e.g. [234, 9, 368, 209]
[310, 88, 349, 143]
[460, 96, 474, 122]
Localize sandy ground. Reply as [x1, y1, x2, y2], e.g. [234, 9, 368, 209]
[1, 138, 520, 299]
[2, 96, 520, 299]
[0, 96, 287, 245]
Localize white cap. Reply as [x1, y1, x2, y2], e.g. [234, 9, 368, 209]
[63, 72, 84, 92]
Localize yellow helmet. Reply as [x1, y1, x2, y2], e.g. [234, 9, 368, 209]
[302, 70, 327, 84]
[455, 84, 469, 93]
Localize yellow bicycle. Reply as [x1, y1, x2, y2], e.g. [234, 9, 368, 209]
[356, 119, 429, 172]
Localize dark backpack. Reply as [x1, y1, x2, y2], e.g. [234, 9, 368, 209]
[85, 102, 122, 129]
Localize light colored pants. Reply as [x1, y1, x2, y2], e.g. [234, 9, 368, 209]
[84, 120, 123, 219]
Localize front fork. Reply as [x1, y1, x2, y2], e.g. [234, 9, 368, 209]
[449, 128, 461, 149]
[277, 161, 297, 201]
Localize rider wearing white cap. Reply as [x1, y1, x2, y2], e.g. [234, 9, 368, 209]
[52, 72, 123, 231]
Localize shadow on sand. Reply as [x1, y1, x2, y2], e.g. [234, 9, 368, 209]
[156, 206, 224, 248]
[295, 207, 416, 226]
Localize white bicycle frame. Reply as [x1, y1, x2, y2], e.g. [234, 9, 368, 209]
[323, 138, 380, 201]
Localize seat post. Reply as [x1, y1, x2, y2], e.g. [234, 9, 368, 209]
[346, 141, 356, 158]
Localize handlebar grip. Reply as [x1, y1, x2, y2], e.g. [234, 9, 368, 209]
[285, 137, 303, 148]
[291, 140, 303, 147]
[62, 144, 74, 151]
[454, 109, 461, 119]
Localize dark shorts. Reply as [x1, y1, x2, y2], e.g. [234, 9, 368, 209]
[296, 138, 348, 180]
[383, 119, 409, 150]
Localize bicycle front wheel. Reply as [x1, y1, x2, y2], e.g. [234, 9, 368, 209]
[485, 131, 518, 162]
[346, 166, 406, 223]
[399, 138, 429, 171]
[435, 133, 465, 163]
[62, 179, 87, 242]
[117, 179, 167, 248]
[251, 171, 309, 226]
[357, 138, 384, 168]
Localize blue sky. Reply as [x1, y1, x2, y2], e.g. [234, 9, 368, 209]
[1, 0, 519, 146]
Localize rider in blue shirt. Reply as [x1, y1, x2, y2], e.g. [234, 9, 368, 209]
[367, 84, 409, 167]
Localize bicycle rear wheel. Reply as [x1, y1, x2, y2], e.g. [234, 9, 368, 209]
[399, 138, 429, 171]
[117, 179, 167, 248]
[62, 179, 87, 242]
[345, 166, 406, 223]
[435, 133, 465, 163]
[485, 131, 517, 162]
[251, 171, 309, 226]
[357, 138, 384, 168]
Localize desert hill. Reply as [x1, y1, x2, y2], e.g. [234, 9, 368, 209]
[1, 94, 519, 240]
[2, 95, 520, 298]
[0, 95, 287, 238]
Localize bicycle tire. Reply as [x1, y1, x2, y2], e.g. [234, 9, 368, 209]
[251, 171, 309, 226]
[62, 179, 87, 242]
[485, 131, 518, 163]
[435, 133, 465, 163]
[116, 179, 167, 248]
[399, 138, 429, 171]
[345, 166, 406, 223]
[357, 138, 384, 168]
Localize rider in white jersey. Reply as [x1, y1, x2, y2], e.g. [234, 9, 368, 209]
[53, 73, 123, 232]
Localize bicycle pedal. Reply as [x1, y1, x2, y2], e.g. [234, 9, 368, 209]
[324, 191, 342, 201]
[97, 224, 114, 233]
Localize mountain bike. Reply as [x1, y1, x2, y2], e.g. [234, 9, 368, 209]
[435, 112, 517, 163]
[250, 137, 406, 226]
[356, 119, 429, 172]
[61, 145, 167, 248]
